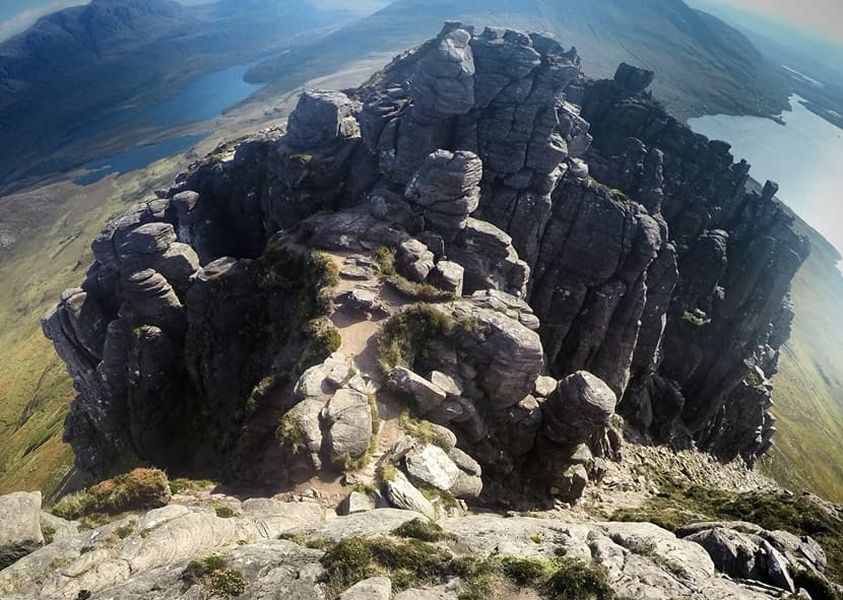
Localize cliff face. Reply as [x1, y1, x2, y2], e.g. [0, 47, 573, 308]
[43, 23, 807, 494]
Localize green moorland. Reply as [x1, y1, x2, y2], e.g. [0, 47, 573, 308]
[763, 222, 843, 502]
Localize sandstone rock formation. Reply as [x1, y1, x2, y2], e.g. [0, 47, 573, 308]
[0, 487, 834, 600]
[0, 492, 43, 570]
[44, 23, 806, 512]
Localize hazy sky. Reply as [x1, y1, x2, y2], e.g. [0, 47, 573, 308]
[709, 0, 843, 44]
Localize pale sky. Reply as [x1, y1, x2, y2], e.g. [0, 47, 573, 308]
[709, 0, 843, 44]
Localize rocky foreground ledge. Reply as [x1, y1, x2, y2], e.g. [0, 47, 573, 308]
[0, 467, 840, 599]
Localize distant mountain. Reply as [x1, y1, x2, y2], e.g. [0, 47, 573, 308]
[249, 0, 791, 120]
[0, 0, 184, 102]
[690, 0, 843, 129]
[0, 0, 353, 189]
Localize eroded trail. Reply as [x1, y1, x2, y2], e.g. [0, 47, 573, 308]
[323, 252, 420, 482]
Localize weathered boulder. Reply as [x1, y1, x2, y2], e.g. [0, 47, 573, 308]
[387, 367, 448, 414]
[405, 444, 462, 491]
[286, 89, 360, 150]
[340, 577, 392, 600]
[682, 525, 798, 592]
[429, 260, 465, 296]
[0, 492, 44, 569]
[613, 62, 655, 93]
[383, 470, 437, 520]
[543, 371, 617, 447]
[324, 388, 374, 464]
[294, 355, 353, 400]
[405, 150, 482, 240]
[447, 300, 544, 408]
[397, 239, 436, 282]
[412, 26, 475, 123]
[338, 491, 376, 516]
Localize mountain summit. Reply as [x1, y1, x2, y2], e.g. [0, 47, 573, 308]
[44, 22, 805, 495]
[0, 20, 835, 600]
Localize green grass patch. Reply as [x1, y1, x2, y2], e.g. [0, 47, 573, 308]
[52, 468, 170, 521]
[214, 506, 237, 519]
[300, 317, 342, 369]
[168, 478, 218, 496]
[182, 555, 247, 598]
[377, 304, 457, 373]
[113, 520, 137, 540]
[392, 518, 455, 543]
[41, 523, 56, 545]
[398, 412, 453, 450]
[278, 532, 332, 550]
[375, 247, 454, 302]
[318, 535, 614, 600]
[276, 413, 305, 454]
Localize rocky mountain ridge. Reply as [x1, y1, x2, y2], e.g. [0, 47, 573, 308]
[43, 22, 806, 490]
[35, 23, 820, 598]
[5, 20, 835, 595]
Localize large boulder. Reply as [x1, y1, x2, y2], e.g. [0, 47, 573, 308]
[286, 89, 360, 150]
[543, 371, 617, 447]
[405, 150, 482, 240]
[324, 388, 374, 464]
[412, 26, 476, 122]
[387, 367, 447, 415]
[404, 444, 462, 491]
[613, 62, 655, 93]
[0, 492, 44, 569]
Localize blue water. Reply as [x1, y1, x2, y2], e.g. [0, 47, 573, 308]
[73, 135, 206, 186]
[689, 95, 843, 273]
[144, 61, 263, 126]
[74, 61, 263, 186]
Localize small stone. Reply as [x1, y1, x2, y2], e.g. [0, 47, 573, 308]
[430, 371, 463, 397]
[338, 491, 375, 516]
[405, 444, 461, 491]
[534, 376, 557, 397]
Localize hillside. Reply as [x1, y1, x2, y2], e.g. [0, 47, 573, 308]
[765, 221, 843, 501]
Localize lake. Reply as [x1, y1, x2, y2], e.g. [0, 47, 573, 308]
[688, 96, 843, 269]
[74, 61, 263, 186]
